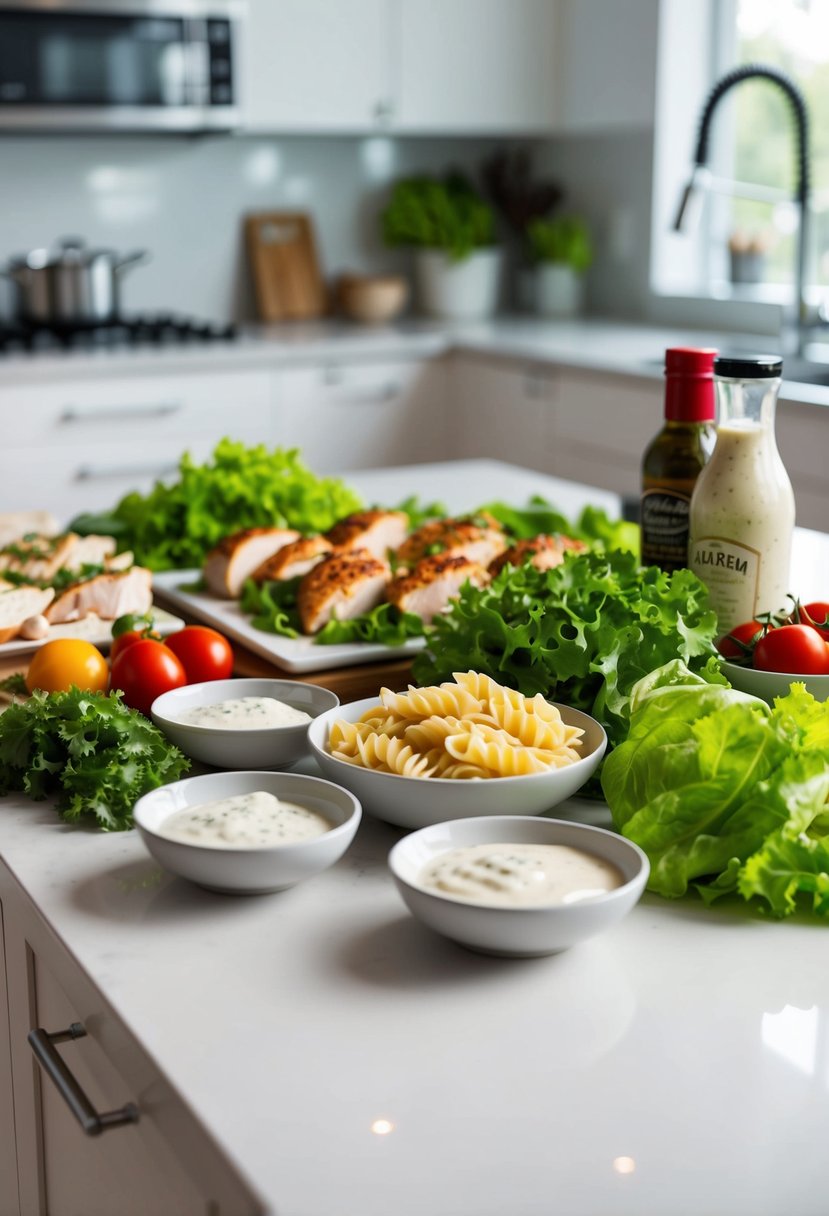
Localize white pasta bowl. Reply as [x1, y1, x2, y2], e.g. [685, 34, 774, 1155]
[151, 679, 340, 770]
[307, 696, 607, 829]
[134, 770, 361, 895]
[388, 815, 649, 957]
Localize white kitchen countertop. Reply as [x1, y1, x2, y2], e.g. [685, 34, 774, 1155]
[2, 314, 829, 410]
[2, 460, 829, 1216]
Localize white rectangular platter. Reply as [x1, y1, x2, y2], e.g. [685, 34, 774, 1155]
[152, 570, 424, 674]
[0, 604, 184, 660]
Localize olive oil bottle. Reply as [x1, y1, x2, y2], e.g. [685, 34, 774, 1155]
[640, 347, 717, 573]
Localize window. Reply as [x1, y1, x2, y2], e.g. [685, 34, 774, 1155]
[650, 0, 829, 324]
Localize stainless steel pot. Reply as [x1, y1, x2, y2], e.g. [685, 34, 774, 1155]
[2, 238, 149, 326]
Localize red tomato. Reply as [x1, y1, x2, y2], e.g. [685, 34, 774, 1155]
[802, 601, 829, 638]
[110, 628, 159, 663]
[110, 639, 186, 716]
[163, 626, 234, 684]
[753, 624, 829, 675]
[717, 619, 764, 660]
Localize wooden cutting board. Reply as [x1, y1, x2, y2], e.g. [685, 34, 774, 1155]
[245, 212, 327, 321]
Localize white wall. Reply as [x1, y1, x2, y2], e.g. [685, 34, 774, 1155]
[0, 133, 509, 322]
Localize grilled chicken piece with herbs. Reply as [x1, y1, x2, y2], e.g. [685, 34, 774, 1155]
[326, 511, 409, 562]
[386, 553, 488, 624]
[298, 549, 390, 634]
[0, 511, 59, 549]
[63, 534, 117, 570]
[396, 513, 506, 570]
[488, 534, 587, 576]
[0, 533, 79, 583]
[251, 535, 334, 584]
[45, 567, 153, 624]
[204, 527, 300, 598]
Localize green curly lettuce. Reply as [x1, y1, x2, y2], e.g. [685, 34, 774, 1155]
[69, 439, 362, 571]
[412, 549, 718, 758]
[0, 687, 190, 831]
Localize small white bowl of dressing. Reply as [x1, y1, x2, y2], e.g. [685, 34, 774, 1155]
[389, 816, 649, 957]
[134, 770, 361, 894]
[151, 678, 339, 770]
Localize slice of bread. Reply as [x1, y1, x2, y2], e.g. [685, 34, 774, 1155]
[0, 587, 56, 645]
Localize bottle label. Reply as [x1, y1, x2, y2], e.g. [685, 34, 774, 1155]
[687, 535, 761, 631]
[640, 489, 691, 571]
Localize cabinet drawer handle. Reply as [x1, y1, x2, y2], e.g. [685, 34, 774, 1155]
[28, 1023, 139, 1137]
[60, 401, 183, 424]
[329, 385, 401, 405]
[74, 461, 179, 482]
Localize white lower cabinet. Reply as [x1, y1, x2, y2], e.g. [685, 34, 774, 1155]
[450, 354, 663, 501]
[0, 367, 274, 522]
[0, 864, 263, 1216]
[273, 358, 448, 472]
[449, 354, 556, 472]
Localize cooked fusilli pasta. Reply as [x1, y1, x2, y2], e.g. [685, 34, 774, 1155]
[326, 672, 584, 780]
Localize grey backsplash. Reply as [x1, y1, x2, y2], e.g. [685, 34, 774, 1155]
[0, 129, 652, 322]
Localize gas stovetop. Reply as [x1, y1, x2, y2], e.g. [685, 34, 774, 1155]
[0, 314, 238, 354]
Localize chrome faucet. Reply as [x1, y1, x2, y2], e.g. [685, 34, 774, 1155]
[673, 63, 810, 356]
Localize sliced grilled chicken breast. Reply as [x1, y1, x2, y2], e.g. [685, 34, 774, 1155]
[386, 554, 488, 624]
[326, 511, 409, 562]
[105, 550, 135, 572]
[251, 535, 334, 584]
[489, 534, 588, 576]
[45, 567, 153, 624]
[64, 534, 117, 570]
[396, 514, 506, 570]
[0, 511, 60, 548]
[204, 527, 300, 599]
[0, 586, 55, 644]
[0, 533, 78, 583]
[298, 549, 390, 634]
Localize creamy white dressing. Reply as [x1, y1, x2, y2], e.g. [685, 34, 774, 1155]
[158, 791, 332, 848]
[418, 842, 623, 907]
[182, 696, 312, 730]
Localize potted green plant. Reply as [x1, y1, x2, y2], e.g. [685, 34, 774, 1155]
[527, 215, 593, 318]
[381, 172, 501, 320]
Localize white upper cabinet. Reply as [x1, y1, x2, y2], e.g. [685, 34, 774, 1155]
[241, 0, 393, 132]
[394, 0, 558, 133]
[240, 0, 558, 134]
[555, 0, 660, 131]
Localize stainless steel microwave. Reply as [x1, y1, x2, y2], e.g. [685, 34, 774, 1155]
[0, 0, 243, 132]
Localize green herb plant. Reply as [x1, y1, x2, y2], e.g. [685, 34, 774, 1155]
[527, 216, 593, 272]
[382, 173, 496, 262]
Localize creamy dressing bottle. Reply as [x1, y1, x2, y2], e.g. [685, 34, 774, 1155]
[688, 354, 795, 634]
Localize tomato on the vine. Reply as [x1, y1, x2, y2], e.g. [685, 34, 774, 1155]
[110, 613, 160, 663]
[802, 601, 829, 638]
[753, 624, 829, 675]
[164, 625, 233, 684]
[110, 639, 186, 715]
[716, 619, 764, 660]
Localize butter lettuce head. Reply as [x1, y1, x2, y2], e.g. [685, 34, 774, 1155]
[602, 661, 829, 917]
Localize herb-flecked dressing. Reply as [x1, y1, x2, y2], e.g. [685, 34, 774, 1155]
[158, 791, 332, 848]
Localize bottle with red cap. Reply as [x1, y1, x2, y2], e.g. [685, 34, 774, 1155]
[640, 347, 717, 573]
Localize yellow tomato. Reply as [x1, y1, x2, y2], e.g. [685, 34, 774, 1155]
[26, 639, 109, 695]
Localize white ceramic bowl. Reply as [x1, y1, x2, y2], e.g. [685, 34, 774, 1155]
[389, 815, 649, 957]
[721, 661, 829, 706]
[151, 678, 339, 769]
[134, 770, 361, 894]
[307, 696, 607, 829]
